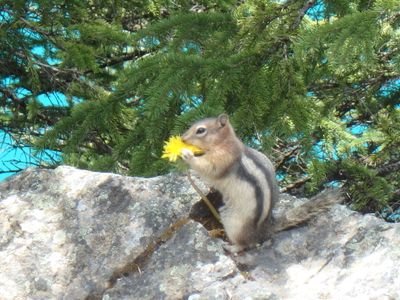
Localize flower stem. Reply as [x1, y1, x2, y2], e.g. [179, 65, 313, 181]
[187, 171, 221, 223]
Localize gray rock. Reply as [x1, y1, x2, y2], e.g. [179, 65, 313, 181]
[1, 166, 399, 299]
[0, 167, 199, 299]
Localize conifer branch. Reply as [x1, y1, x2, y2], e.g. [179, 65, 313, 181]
[97, 50, 150, 69]
[0, 87, 25, 107]
[280, 176, 311, 193]
[0, 168, 24, 175]
[377, 161, 400, 176]
[290, 0, 317, 30]
[18, 17, 64, 50]
[275, 145, 301, 171]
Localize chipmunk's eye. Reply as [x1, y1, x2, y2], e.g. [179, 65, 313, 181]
[196, 127, 207, 135]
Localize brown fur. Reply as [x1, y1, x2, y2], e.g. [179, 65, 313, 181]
[181, 114, 341, 253]
[181, 114, 277, 252]
[182, 115, 244, 179]
[271, 189, 343, 234]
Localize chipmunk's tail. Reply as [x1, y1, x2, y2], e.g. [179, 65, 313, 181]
[271, 189, 343, 234]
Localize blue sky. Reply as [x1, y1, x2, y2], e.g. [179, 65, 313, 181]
[0, 90, 64, 181]
[0, 42, 70, 181]
[0, 131, 61, 181]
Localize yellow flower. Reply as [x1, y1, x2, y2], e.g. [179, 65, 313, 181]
[161, 136, 204, 162]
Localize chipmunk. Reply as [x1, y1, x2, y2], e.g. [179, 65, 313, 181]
[181, 114, 341, 253]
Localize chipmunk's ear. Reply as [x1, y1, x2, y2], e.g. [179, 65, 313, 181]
[217, 114, 229, 127]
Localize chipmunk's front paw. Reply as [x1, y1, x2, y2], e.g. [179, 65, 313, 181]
[181, 148, 195, 161]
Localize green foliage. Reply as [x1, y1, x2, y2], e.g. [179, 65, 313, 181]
[27, 99, 41, 120]
[342, 160, 393, 212]
[2, 0, 400, 216]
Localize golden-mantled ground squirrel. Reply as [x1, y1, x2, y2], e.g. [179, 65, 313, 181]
[181, 114, 279, 253]
[182, 114, 341, 253]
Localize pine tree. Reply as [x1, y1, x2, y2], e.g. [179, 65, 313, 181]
[1, 0, 400, 216]
[1, 0, 219, 173]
